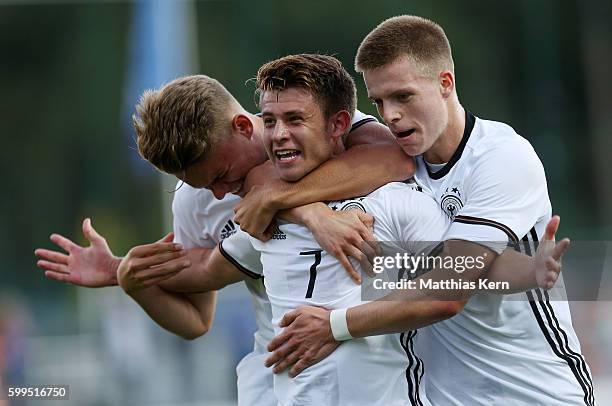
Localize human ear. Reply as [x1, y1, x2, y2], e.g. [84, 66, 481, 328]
[439, 71, 455, 98]
[329, 110, 352, 142]
[232, 114, 254, 139]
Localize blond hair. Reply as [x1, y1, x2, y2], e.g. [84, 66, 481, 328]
[355, 15, 454, 77]
[133, 75, 239, 174]
[256, 54, 356, 120]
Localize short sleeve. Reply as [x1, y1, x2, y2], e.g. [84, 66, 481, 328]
[366, 183, 450, 253]
[350, 109, 378, 132]
[172, 184, 216, 249]
[445, 139, 551, 252]
[218, 229, 263, 279]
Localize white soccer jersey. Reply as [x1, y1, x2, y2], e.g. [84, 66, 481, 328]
[172, 184, 275, 406]
[413, 112, 594, 405]
[171, 110, 379, 406]
[221, 182, 450, 406]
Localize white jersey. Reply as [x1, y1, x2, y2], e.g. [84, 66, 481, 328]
[221, 182, 450, 406]
[171, 110, 378, 406]
[413, 112, 594, 405]
[171, 184, 276, 406]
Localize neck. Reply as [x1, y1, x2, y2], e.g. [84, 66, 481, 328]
[331, 136, 346, 157]
[423, 101, 465, 164]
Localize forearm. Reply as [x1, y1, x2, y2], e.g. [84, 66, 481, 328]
[347, 299, 462, 337]
[159, 247, 245, 293]
[271, 144, 414, 210]
[485, 248, 536, 293]
[127, 286, 215, 339]
[277, 203, 330, 225]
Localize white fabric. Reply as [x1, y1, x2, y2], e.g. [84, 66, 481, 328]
[329, 308, 352, 341]
[223, 182, 450, 406]
[172, 184, 275, 406]
[168, 110, 379, 406]
[413, 115, 593, 405]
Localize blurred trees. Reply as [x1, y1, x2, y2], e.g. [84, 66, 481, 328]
[0, 0, 607, 324]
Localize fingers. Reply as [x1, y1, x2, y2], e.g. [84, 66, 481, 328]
[82, 218, 105, 245]
[289, 353, 316, 378]
[129, 242, 183, 258]
[345, 246, 371, 282]
[356, 241, 377, 274]
[50, 233, 79, 253]
[336, 252, 360, 284]
[551, 238, 571, 261]
[156, 232, 174, 244]
[265, 341, 296, 369]
[34, 248, 68, 265]
[543, 215, 560, 241]
[267, 330, 292, 353]
[288, 343, 339, 378]
[356, 211, 374, 229]
[37, 260, 68, 274]
[136, 257, 191, 281]
[279, 309, 300, 328]
[272, 348, 304, 374]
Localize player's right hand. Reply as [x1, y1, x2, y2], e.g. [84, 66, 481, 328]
[117, 234, 191, 294]
[306, 208, 380, 283]
[35, 218, 121, 288]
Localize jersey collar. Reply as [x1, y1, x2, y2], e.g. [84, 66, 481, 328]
[425, 110, 476, 180]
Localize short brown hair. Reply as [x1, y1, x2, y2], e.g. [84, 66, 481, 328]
[133, 75, 238, 174]
[256, 54, 356, 120]
[355, 15, 453, 77]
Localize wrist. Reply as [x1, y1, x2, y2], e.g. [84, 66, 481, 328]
[266, 180, 290, 211]
[109, 256, 122, 286]
[303, 204, 333, 229]
[329, 308, 353, 341]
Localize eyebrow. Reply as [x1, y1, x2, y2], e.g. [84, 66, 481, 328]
[369, 87, 416, 100]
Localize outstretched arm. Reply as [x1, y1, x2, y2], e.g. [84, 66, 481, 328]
[266, 216, 570, 376]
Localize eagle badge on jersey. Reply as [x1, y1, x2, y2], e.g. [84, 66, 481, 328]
[440, 187, 463, 219]
[329, 197, 366, 213]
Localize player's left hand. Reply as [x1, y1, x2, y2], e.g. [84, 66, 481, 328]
[266, 306, 340, 377]
[534, 215, 570, 290]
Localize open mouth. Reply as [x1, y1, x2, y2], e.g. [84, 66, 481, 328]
[275, 149, 302, 161]
[395, 129, 416, 139]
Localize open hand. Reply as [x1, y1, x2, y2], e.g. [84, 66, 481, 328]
[35, 218, 121, 287]
[535, 215, 570, 290]
[307, 208, 379, 283]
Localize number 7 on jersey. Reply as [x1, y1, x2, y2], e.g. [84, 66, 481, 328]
[299, 250, 322, 299]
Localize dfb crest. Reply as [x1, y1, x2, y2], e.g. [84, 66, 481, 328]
[440, 187, 463, 219]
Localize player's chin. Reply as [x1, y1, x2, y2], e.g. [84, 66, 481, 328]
[277, 167, 305, 183]
[397, 142, 423, 157]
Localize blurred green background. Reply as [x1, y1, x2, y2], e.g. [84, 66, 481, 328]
[1, 0, 611, 405]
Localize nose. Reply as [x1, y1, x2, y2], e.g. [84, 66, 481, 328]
[381, 102, 401, 125]
[211, 183, 230, 200]
[272, 121, 290, 144]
